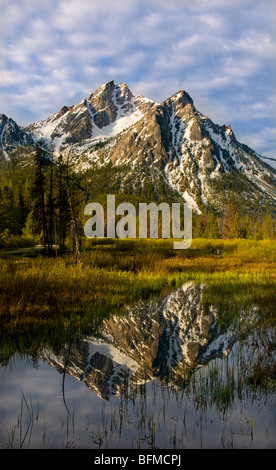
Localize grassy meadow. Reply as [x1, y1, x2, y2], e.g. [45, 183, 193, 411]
[0, 237, 275, 362]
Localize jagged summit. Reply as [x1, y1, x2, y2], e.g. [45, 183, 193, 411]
[0, 81, 275, 213]
[22, 80, 157, 151]
[88, 80, 133, 106]
[0, 114, 33, 159]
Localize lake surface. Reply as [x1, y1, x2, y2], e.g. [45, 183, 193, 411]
[0, 282, 275, 449]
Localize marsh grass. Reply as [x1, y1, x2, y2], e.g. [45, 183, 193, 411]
[1, 238, 275, 450]
[1, 390, 39, 449]
[0, 238, 275, 361]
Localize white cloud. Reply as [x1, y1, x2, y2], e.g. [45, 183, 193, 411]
[239, 127, 276, 157]
[231, 31, 276, 60]
[199, 13, 225, 31]
[0, 0, 275, 154]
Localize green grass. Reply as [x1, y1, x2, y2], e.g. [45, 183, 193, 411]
[0, 238, 275, 449]
[0, 238, 275, 361]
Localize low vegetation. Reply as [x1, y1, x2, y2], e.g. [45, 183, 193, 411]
[0, 237, 275, 449]
[0, 237, 275, 362]
[0, 148, 275, 387]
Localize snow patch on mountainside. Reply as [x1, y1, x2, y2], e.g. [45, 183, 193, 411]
[0, 119, 9, 160]
[28, 85, 150, 154]
[169, 99, 185, 162]
[205, 123, 236, 161]
[183, 190, 201, 213]
[2, 81, 275, 212]
[28, 111, 71, 149]
[90, 105, 143, 142]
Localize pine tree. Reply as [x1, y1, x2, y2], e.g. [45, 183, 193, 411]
[262, 207, 275, 239]
[32, 146, 49, 251]
[55, 154, 70, 252]
[221, 199, 236, 239]
[46, 155, 55, 255]
[231, 212, 247, 238]
[254, 220, 263, 240]
[0, 183, 22, 237]
[53, 154, 82, 260]
[204, 212, 220, 239]
[65, 156, 81, 262]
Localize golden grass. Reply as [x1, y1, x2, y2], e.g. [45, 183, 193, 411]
[0, 238, 275, 359]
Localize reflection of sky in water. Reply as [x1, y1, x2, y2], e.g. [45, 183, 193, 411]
[0, 283, 275, 449]
[0, 356, 275, 449]
[0, 358, 105, 448]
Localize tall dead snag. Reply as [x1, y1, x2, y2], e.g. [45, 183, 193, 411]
[66, 157, 81, 263]
[66, 183, 81, 263]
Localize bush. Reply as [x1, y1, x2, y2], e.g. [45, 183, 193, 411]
[0, 234, 36, 249]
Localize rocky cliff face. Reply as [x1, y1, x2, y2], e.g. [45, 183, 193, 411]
[1, 81, 275, 213]
[106, 89, 276, 212]
[0, 114, 34, 160]
[24, 81, 157, 151]
[41, 282, 238, 400]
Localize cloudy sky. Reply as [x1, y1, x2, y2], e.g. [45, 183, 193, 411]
[0, 0, 275, 156]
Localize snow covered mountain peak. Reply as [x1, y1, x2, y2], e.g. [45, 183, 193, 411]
[1, 81, 275, 213]
[23, 81, 157, 154]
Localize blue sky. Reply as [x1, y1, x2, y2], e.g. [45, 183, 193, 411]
[0, 0, 275, 156]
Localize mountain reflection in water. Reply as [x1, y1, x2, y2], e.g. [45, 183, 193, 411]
[41, 282, 238, 400]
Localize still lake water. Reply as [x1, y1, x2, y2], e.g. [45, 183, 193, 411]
[0, 282, 275, 449]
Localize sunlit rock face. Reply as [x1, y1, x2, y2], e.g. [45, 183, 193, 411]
[2, 80, 275, 212]
[41, 282, 238, 399]
[24, 81, 157, 153]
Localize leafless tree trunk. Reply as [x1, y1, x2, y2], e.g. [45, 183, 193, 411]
[66, 183, 81, 263]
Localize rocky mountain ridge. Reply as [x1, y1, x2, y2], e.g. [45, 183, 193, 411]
[1, 80, 275, 213]
[24, 81, 157, 152]
[0, 114, 34, 160]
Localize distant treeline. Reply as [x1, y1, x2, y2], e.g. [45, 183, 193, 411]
[0, 148, 275, 254]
